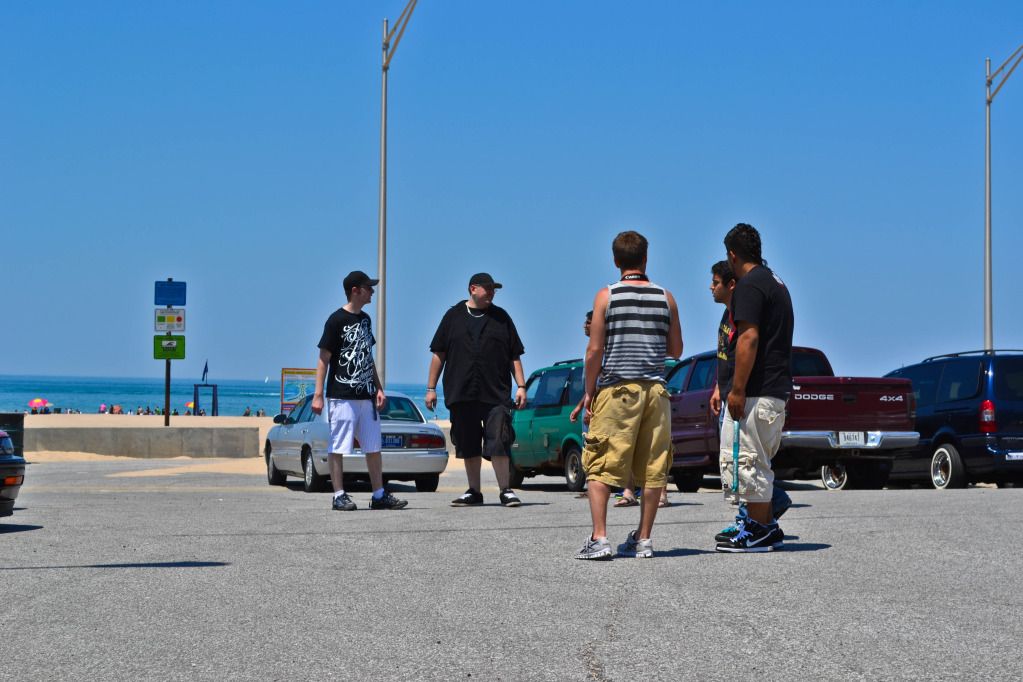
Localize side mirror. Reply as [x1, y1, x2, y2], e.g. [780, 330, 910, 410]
[273, 413, 288, 424]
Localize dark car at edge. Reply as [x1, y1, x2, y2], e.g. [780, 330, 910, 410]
[885, 350, 1023, 489]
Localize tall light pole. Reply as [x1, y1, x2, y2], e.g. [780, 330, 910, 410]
[984, 43, 1023, 351]
[377, 0, 418, 388]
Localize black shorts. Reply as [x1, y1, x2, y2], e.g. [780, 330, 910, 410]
[448, 401, 515, 460]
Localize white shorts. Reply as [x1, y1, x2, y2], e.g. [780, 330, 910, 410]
[327, 399, 382, 454]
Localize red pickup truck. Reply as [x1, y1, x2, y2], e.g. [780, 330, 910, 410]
[666, 346, 919, 491]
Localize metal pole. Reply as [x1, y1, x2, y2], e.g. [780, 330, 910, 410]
[377, 18, 389, 388]
[164, 358, 171, 426]
[984, 58, 993, 351]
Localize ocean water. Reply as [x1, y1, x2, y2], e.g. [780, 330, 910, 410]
[0, 375, 449, 420]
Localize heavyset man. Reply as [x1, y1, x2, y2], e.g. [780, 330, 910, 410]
[311, 270, 408, 512]
[716, 224, 794, 552]
[576, 231, 683, 560]
[425, 273, 527, 507]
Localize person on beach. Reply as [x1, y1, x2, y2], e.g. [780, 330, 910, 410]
[575, 231, 683, 560]
[311, 270, 408, 512]
[716, 224, 794, 553]
[710, 259, 792, 544]
[425, 273, 527, 508]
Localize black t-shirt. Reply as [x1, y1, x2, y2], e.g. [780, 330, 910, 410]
[729, 266, 794, 400]
[318, 308, 377, 400]
[716, 307, 735, 396]
[429, 301, 525, 408]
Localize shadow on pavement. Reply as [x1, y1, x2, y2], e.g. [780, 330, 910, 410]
[787, 503, 812, 509]
[0, 524, 43, 534]
[657, 547, 718, 557]
[778, 543, 830, 552]
[0, 560, 231, 571]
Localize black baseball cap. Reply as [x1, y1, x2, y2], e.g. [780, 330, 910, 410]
[468, 272, 502, 289]
[343, 270, 379, 293]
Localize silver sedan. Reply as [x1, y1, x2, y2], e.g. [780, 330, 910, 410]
[265, 392, 448, 493]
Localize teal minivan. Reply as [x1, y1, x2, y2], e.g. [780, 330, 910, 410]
[509, 358, 679, 491]
[509, 360, 587, 491]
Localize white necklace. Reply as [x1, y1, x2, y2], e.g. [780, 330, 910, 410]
[465, 303, 486, 318]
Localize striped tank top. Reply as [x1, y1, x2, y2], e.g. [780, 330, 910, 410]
[598, 280, 670, 387]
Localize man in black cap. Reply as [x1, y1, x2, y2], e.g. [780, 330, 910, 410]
[312, 270, 407, 512]
[425, 273, 528, 507]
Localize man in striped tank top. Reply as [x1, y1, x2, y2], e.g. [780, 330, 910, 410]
[575, 231, 683, 560]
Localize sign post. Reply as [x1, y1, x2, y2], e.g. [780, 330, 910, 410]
[154, 278, 187, 426]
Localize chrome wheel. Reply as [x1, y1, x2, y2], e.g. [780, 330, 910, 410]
[821, 463, 849, 491]
[930, 444, 966, 489]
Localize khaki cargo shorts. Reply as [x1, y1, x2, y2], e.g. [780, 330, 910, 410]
[583, 380, 672, 489]
[719, 396, 786, 504]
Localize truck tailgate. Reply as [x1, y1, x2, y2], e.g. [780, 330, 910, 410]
[788, 376, 914, 432]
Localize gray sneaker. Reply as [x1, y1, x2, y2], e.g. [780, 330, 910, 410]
[331, 493, 357, 511]
[575, 535, 613, 560]
[617, 530, 654, 558]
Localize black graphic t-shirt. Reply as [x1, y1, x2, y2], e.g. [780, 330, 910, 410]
[318, 308, 377, 400]
[729, 266, 794, 400]
[716, 307, 735, 396]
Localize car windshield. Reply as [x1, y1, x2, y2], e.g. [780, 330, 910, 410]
[380, 397, 424, 422]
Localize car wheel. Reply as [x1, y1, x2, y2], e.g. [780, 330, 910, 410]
[563, 444, 586, 492]
[506, 456, 525, 489]
[821, 463, 849, 491]
[931, 444, 967, 489]
[415, 474, 440, 492]
[673, 469, 703, 493]
[266, 443, 285, 486]
[302, 449, 327, 493]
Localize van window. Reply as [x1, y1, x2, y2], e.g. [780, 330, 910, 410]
[666, 360, 692, 394]
[895, 363, 944, 408]
[688, 358, 717, 391]
[534, 368, 570, 407]
[567, 367, 584, 406]
[936, 360, 982, 402]
[995, 357, 1023, 400]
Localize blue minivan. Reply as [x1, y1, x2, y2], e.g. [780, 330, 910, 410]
[885, 350, 1023, 489]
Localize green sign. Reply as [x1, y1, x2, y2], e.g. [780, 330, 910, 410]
[154, 335, 186, 360]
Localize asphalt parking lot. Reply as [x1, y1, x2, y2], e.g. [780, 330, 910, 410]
[3, 457, 1023, 681]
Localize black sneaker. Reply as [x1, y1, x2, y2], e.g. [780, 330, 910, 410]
[499, 488, 521, 507]
[370, 492, 408, 510]
[450, 489, 484, 507]
[332, 493, 357, 511]
[715, 519, 784, 553]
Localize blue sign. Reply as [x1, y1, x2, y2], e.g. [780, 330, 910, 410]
[155, 281, 187, 306]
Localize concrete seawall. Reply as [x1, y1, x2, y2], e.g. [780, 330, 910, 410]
[20, 414, 454, 459]
[26, 427, 259, 459]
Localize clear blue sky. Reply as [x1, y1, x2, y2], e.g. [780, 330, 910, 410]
[3, 1, 1022, 384]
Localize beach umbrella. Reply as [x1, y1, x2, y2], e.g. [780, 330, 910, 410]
[28, 398, 47, 409]
[185, 401, 195, 409]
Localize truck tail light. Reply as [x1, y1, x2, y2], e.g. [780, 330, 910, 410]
[408, 434, 445, 449]
[979, 400, 997, 433]
[3, 475, 23, 486]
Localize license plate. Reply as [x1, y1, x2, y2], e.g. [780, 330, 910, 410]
[839, 431, 865, 447]
[1007, 452, 1023, 461]
[382, 434, 404, 449]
